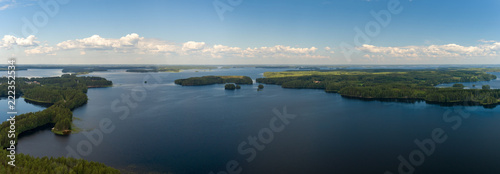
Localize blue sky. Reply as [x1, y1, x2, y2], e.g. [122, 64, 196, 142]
[1, 0, 499, 64]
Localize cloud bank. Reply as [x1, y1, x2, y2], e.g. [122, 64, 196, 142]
[357, 42, 500, 59]
[1, 33, 499, 64]
[10, 33, 326, 59]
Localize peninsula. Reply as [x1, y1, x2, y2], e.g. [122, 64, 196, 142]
[256, 68, 500, 106]
[0, 74, 118, 173]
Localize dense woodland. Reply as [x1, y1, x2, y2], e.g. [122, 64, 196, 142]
[175, 76, 253, 86]
[0, 74, 112, 145]
[0, 149, 119, 174]
[0, 74, 115, 172]
[257, 69, 500, 106]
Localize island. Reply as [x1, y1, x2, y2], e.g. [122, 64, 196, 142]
[125, 68, 180, 73]
[256, 68, 500, 106]
[62, 67, 108, 75]
[452, 83, 465, 88]
[175, 76, 253, 86]
[225, 84, 236, 90]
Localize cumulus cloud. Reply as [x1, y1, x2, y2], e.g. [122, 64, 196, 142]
[198, 44, 324, 58]
[12, 33, 326, 59]
[182, 41, 206, 51]
[119, 33, 141, 46]
[57, 34, 142, 50]
[25, 45, 56, 55]
[357, 41, 500, 59]
[55, 34, 182, 55]
[137, 40, 178, 54]
[241, 45, 321, 58]
[203, 44, 243, 58]
[1, 35, 39, 48]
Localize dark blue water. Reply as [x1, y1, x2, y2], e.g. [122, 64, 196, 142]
[0, 98, 47, 121]
[8, 68, 500, 174]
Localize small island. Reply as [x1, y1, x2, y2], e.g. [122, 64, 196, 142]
[452, 83, 465, 89]
[225, 84, 241, 90]
[175, 76, 253, 86]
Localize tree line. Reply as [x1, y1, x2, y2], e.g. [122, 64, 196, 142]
[0, 74, 112, 147]
[0, 149, 119, 174]
[0, 74, 117, 172]
[175, 76, 253, 86]
[256, 69, 500, 106]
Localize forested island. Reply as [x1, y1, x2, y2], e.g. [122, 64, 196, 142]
[0, 74, 118, 173]
[175, 76, 253, 86]
[125, 68, 180, 73]
[256, 68, 500, 107]
[225, 84, 241, 90]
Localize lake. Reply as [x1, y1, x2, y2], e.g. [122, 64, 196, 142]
[5, 68, 500, 174]
[1, 68, 64, 78]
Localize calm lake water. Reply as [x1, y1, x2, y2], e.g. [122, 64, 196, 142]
[0, 69, 64, 78]
[0, 68, 64, 121]
[4, 68, 500, 174]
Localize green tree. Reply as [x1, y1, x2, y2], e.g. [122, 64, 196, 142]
[225, 84, 236, 90]
[452, 83, 465, 88]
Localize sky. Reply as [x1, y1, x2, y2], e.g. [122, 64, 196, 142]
[0, 0, 499, 65]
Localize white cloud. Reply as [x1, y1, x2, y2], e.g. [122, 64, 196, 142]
[1, 0, 41, 10]
[56, 34, 185, 55]
[56, 33, 149, 52]
[25, 45, 56, 55]
[2, 33, 328, 60]
[201, 45, 324, 58]
[137, 39, 179, 54]
[1, 35, 39, 48]
[0, 4, 10, 10]
[242, 45, 321, 58]
[357, 41, 500, 59]
[203, 44, 243, 58]
[182, 41, 206, 51]
[325, 46, 334, 54]
[0, 0, 14, 10]
[119, 33, 141, 46]
[58, 35, 121, 50]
